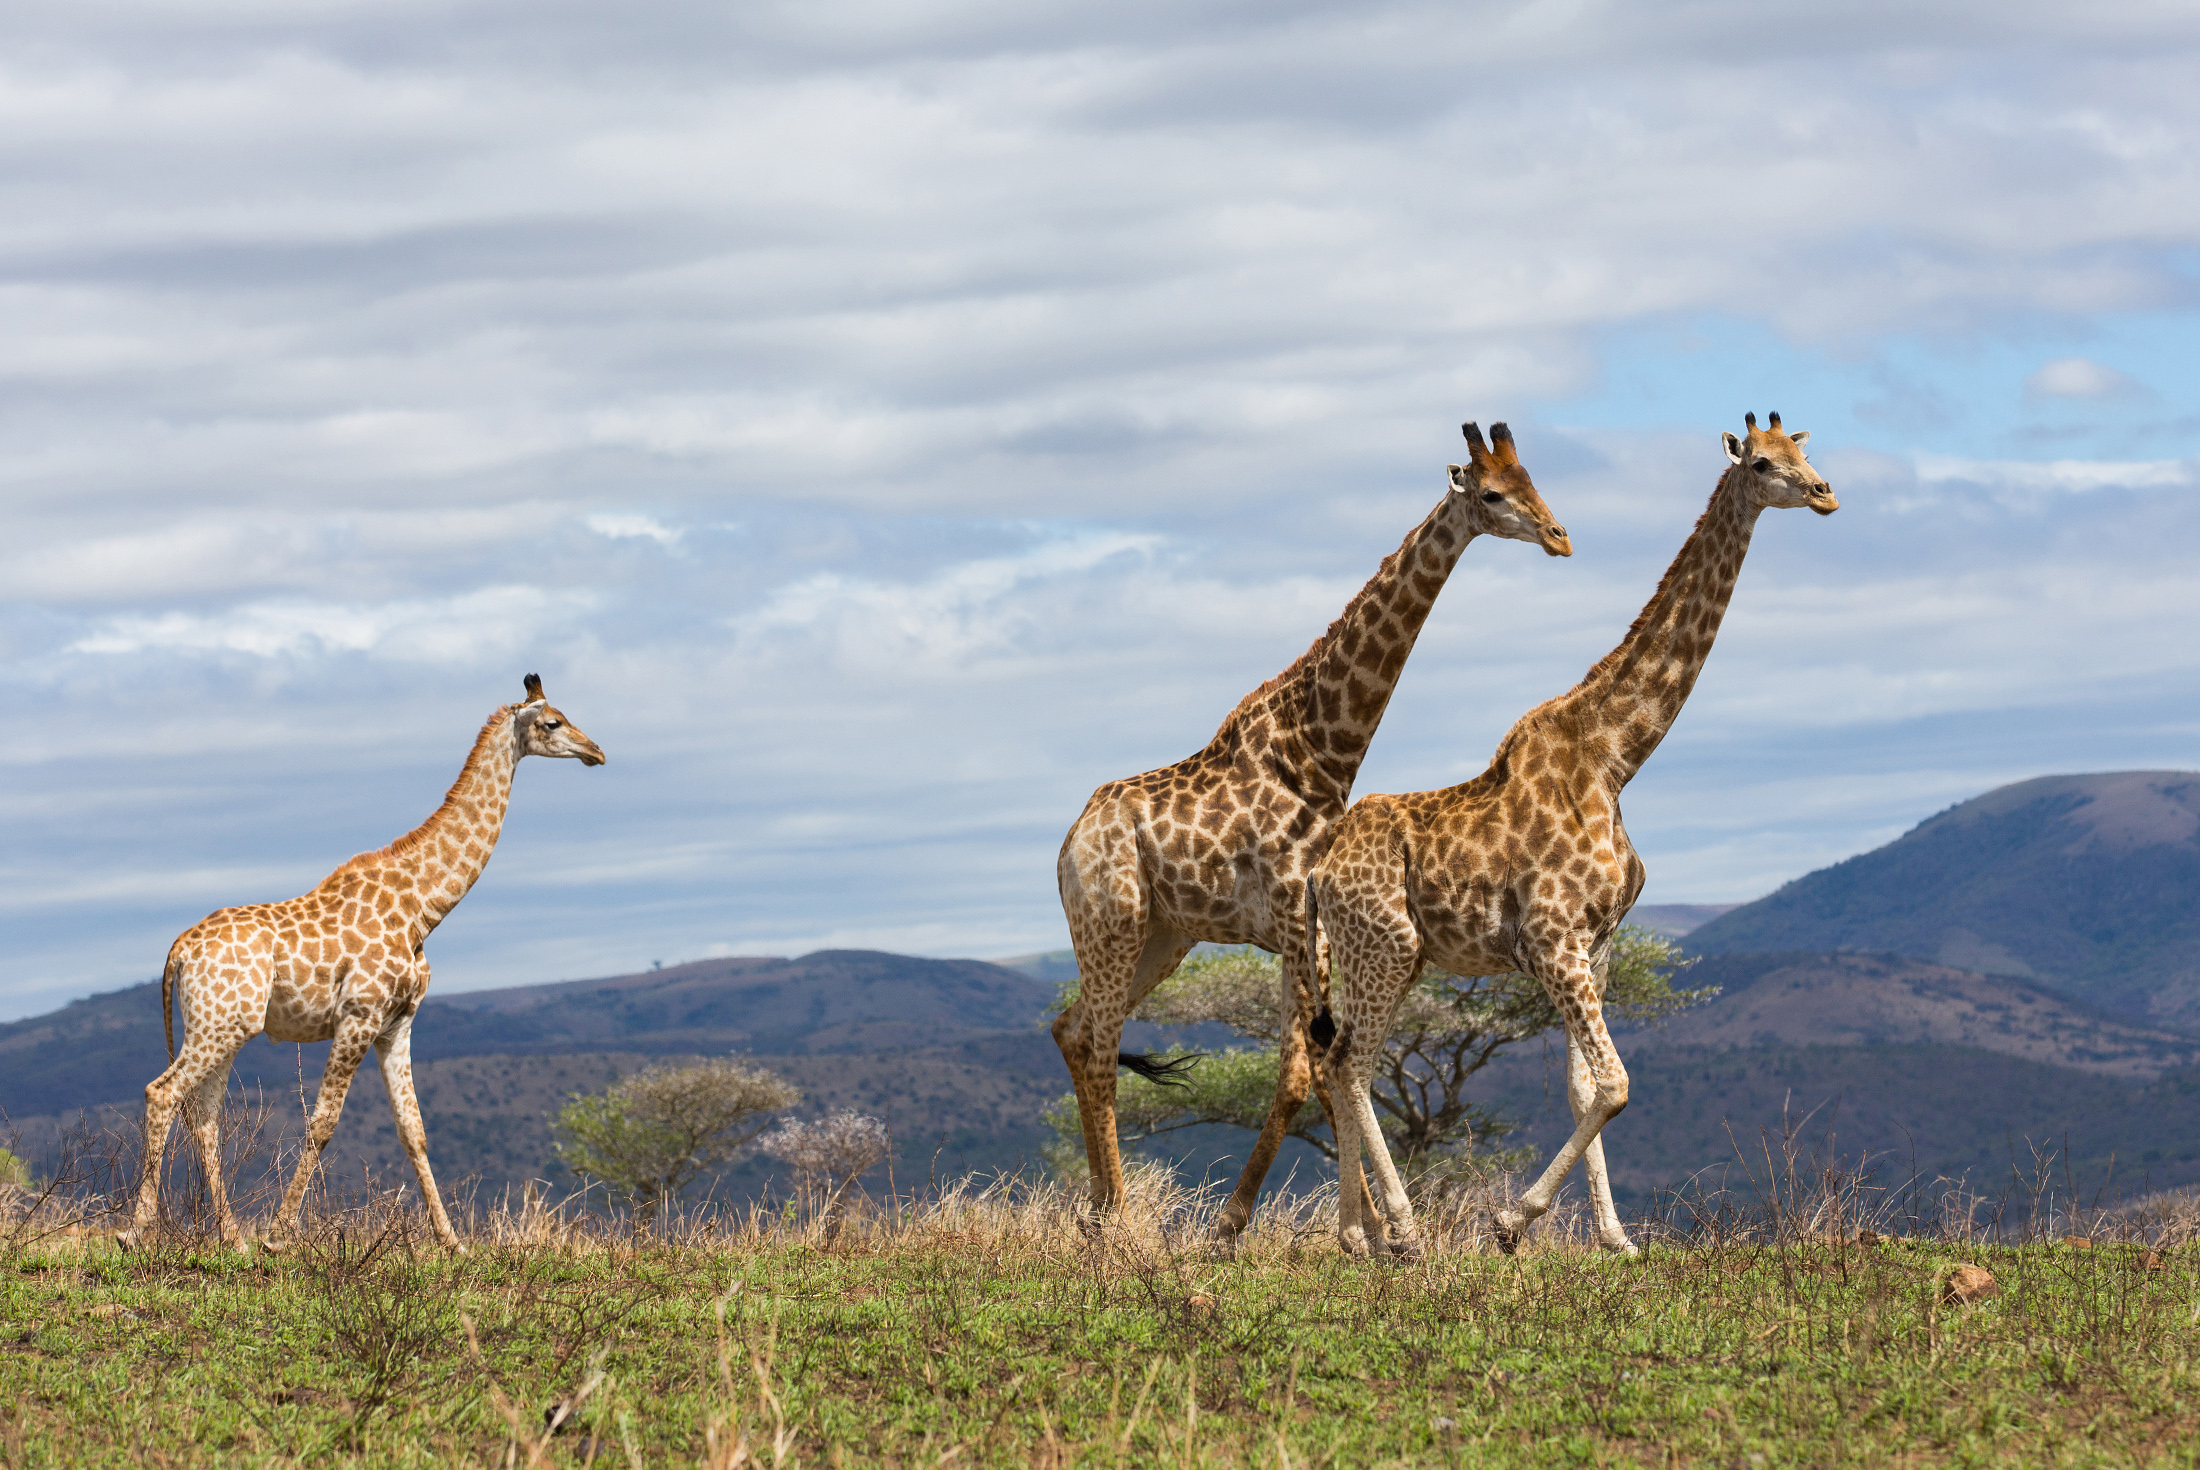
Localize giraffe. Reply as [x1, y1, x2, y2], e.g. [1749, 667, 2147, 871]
[1054, 422, 1573, 1246]
[1311, 412, 1836, 1259]
[119, 674, 605, 1252]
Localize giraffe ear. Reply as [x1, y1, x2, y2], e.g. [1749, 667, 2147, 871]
[1722, 431, 1745, 464]
[522, 673, 546, 704]
[1787, 429, 1810, 449]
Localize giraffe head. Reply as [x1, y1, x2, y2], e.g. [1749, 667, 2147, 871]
[515, 673, 607, 765]
[1450, 421, 1572, 556]
[1722, 411, 1838, 516]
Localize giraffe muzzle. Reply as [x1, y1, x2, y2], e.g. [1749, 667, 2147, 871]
[1808, 485, 1839, 516]
[1541, 524, 1574, 557]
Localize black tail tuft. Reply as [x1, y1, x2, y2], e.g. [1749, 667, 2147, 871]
[1308, 1007, 1337, 1050]
[1118, 1051, 1204, 1088]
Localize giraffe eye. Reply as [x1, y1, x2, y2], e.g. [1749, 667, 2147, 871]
[544, 719, 561, 729]
[1481, 491, 1502, 505]
[1752, 458, 1772, 473]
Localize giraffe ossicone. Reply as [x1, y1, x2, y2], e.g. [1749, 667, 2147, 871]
[119, 674, 605, 1254]
[1052, 420, 1573, 1246]
[1312, 413, 1836, 1261]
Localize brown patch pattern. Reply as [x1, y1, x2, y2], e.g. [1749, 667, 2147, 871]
[124, 678, 605, 1251]
[1053, 424, 1572, 1241]
[1311, 416, 1836, 1259]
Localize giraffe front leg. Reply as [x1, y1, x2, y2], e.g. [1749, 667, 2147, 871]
[1500, 940, 1630, 1253]
[1568, 1032, 1638, 1256]
[1211, 952, 1317, 1250]
[263, 1009, 382, 1249]
[375, 1010, 464, 1252]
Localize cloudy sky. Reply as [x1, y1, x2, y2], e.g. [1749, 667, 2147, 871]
[5, 0, 2197, 1020]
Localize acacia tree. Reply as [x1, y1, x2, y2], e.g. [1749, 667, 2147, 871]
[1044, 925, 1713, 1181]
[555, 1058, 800, 1224]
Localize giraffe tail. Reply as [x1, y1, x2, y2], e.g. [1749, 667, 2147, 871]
[1116, 1051, 1204, 1087]
[1305, 876, 1337, 1051]
[161, 945, 183, 1062]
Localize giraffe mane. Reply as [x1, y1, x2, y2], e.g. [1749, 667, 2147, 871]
[376, 703, 520, 862]
[1572, 465, 1742, 689]
[1487, 463, 1748, 760]
[1210, 543, 1410, 742]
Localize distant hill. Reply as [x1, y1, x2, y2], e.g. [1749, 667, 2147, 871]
[1479, 952, 2200, 1206]
[1626, 904, 1737, 938]
[1686, 772, 2200, 1025]
[418, 949, 1055, 1059]
[0, 949, 1056, 1123]
[17, 926, 2200, 1217]
[0, 948, 1178, 1201]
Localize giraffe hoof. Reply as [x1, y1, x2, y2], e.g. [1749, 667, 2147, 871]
[1492, 1210, 1528, 1256]
[1337, 1227, 1373, 1260]
[1601, 1234, 1641, 1258]
[1384, 1235, 1425, 1263]
[113, 1230, 138, 1254]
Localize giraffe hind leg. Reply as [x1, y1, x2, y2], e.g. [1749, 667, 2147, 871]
[185, 1060, 253, 1252]
[1069, 918, 1190, 1221]
[124, 1004, 256, 1249]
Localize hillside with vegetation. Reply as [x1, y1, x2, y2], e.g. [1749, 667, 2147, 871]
[1686, 771, 2200, 1024]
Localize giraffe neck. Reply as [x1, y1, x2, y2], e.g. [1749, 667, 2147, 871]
[1562, 466, 1761, 788]
[385, 705, 521, 939]
[1225, 491, 1480, 806]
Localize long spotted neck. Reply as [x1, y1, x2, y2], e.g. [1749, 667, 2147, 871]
[389, 705, 521, 940]
[1240, 491, 1480, 808]
[1564, 468, 1760, 789]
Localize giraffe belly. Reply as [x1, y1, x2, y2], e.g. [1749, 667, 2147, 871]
[262, 971, 342, 1042]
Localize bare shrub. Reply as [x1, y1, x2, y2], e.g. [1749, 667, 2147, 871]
[304, 1223, 458, 1446]
[758, 1110, 890, 1233]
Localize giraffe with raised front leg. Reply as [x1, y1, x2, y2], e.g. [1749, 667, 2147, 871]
[1054, 422, 1574, 1250]
[119, 674, 605, 1253]
[1312, 412, 1837, 1260]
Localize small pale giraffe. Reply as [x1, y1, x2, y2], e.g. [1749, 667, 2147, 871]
[121, 674, 605, 1252]
[1312, 413, 1836, 1259]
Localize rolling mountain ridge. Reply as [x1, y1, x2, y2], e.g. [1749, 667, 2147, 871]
[1686, 771, 2200, 1024]
[10, 770, 2199, 1209]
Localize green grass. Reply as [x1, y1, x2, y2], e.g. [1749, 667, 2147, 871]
[3, 1179, 2198, 1467]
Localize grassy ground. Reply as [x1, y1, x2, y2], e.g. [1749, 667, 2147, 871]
[3, 1172, 2198, 1468]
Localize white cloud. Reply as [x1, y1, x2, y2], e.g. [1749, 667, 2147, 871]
[7, 2, 2200, 1016]
[733, 532, 1161, 680]
[1914, 454, 2195, 493]
[2025, 355, 2137, 399]
[585, 512, 682, 547]
[69, 585, 577, 663]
